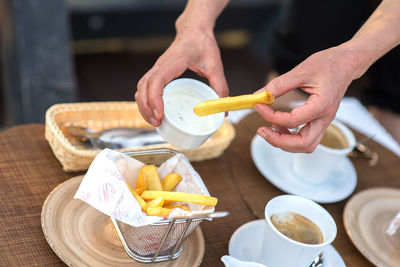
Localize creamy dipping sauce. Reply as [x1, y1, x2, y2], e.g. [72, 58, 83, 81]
[164, 88, 219, 134]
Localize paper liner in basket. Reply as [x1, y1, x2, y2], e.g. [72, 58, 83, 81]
[74, 149, 215, 227]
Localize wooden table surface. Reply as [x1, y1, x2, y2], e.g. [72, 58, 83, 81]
[0, 112, 399, 266]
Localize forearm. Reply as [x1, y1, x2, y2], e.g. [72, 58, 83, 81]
[340, 0, 400, 79]
[175, 0, 229, 34]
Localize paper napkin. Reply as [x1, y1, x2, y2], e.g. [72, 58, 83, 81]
[74, 148, 214, 227]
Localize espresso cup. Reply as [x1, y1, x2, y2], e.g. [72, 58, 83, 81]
[292, 120, 356, 185]
[259, 195, 337, 267]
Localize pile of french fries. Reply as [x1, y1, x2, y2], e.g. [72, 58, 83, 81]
[127, 165, 218, 218]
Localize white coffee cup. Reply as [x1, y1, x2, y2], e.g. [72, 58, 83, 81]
[259, 195, 337, 267]
[292, 120, 356, 185]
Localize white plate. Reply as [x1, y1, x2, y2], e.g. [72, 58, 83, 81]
[250, 135, 357, 203]
[229, 219, 345, 267]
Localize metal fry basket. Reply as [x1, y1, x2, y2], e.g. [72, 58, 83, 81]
[112, 149, 228, 263]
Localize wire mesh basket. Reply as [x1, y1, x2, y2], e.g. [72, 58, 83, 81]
[112, 148, 228, 263]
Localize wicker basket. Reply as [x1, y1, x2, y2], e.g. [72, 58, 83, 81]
[45, 101, 235, 172]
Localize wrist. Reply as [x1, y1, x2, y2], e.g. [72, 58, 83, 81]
[335, 40, 375, 80]
[175, 14, 216, 46]
[175, 0, 229, 36]
[175, 13, 215, 37]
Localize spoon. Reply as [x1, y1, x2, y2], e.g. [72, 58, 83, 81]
[221, 255, 266, 267]
[309, 253, 324, 267]
[348, 141, 379, 166]
[66, 125, 166, 149]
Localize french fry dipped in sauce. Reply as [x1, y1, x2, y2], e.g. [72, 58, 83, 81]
[193, 91, 274, 116]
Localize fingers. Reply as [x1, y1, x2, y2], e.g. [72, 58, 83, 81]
[136, 58, 187, 127]
[257, 118, 328, 153]
[136, 72, 159, 126]
[254, 94, 325, 129]
[148, 58, 187, 114]
[206, 61, 229, 98]
[271, 124, 291, 134]
[256, 67, 304, 97]
[252, 47, 352, 153]
[135, 33, 228, 127]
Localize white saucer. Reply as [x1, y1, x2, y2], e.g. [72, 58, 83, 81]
[229, 220, 346, 267]
[250, 135, 357, 203]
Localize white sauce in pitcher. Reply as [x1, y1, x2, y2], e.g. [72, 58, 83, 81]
[164, 88, 219, 134]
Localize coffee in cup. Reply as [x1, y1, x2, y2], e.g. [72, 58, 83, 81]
[319, 124, 348, 149]
[270, 211, 323, 244]
[292, 120, 356, 185]
[260, 195, 337, 267]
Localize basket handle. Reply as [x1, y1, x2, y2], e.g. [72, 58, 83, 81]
[152, 211, 229, 262]
[172, 211, 229, 220]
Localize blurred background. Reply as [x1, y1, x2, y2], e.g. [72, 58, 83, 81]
[0, 0, 281, 127]
[0, 0, 398, 142]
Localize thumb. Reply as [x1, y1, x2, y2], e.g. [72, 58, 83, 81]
[257, 68, 304, 97]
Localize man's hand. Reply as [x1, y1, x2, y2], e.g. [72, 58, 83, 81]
[135, 29, 228, 127]
[135, 0, 229, 127]
[255, 46, 357, 153]
[254, 0, 400, 153]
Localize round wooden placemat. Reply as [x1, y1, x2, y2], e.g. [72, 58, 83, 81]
[41, 176, 205, 267]
[344, 187, 400, 267]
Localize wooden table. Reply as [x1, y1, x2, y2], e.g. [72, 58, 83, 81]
[0, 113, 399, 266]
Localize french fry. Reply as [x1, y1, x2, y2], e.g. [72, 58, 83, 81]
[134, 188, 143, 195]
[164, 204, 190, 211]
[141, 191, 218, 206]
[147, 197, 164, 208]
[135, 169, 147, 191]
[139, 165, 163, 191]
[127, 184, 147, 212]
[146, 206, 171, 217]
[193, 91, 274, 116]
[161, 173, 182, 191]
[164, 200, 173, 206]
